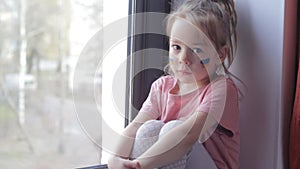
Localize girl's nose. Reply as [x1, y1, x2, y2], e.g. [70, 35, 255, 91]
[179, 50, 191, 65]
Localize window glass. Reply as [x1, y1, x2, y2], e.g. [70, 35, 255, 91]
[0, 0, 103, 168]
[100, 0, 129, 163]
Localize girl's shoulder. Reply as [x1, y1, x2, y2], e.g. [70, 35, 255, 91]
[153, 75, 176, 84]
[151, 75, 177, 91]
[206, 76, 238, 93]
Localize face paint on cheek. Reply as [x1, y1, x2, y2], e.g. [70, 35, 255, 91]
[200, 58, 210, 65]
[169, 57, 174, 64]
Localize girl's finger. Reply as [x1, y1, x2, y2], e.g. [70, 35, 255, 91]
[135, 161, 141, 169]
[124, 160, 140, 169]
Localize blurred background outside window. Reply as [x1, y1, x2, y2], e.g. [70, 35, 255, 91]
[0, 0, 114, 168]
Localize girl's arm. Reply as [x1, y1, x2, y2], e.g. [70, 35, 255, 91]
[133, 111, 211, 169]
[108, 112, 154, 159]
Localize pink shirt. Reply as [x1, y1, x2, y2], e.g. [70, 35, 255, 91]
[140, 75, 240, 169]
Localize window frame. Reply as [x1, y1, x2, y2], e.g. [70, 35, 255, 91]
[125, 0, 171, 126]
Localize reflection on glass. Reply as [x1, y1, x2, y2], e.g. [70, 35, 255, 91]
[0, 0, 102, 168]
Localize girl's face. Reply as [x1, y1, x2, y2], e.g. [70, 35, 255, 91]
[169, 18, 221, 85]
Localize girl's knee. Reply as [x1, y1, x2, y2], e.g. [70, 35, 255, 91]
[159, 120, 183, 137]
[136, 120, 164, 138]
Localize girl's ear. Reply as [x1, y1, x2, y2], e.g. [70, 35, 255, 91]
[218, 45, 229, 63]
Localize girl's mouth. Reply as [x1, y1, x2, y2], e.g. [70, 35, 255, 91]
[177, 70, 192, 75]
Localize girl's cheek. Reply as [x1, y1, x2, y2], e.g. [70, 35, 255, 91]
[199, 64, 205, 69]
[199, 58, 211, 65]
[169, 58, 176, 66]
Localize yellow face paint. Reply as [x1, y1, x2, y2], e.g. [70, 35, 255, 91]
[169, 57, 174, 64]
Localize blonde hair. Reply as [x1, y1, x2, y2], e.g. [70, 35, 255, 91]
[166, 0, 237, 70]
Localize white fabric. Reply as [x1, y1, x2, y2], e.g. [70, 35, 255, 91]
[131, 120, 187, 169]
[186, 142, 218, 169]
[130, 120, 218, 169]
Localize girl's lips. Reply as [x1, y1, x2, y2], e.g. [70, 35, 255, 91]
[177, 70, 192, 75]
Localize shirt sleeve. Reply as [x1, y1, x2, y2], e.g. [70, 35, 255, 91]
[138, 77, 164, 119]
[197, 78, 239, 135]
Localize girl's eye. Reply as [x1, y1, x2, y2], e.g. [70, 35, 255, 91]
[172, 45, 181, 50]
[192, 48, 203, 54]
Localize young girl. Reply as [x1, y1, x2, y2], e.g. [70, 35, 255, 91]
[108, 0, 239, 168]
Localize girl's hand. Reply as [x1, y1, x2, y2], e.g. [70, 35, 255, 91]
[132, 160, 142, 169]
[108, 156, 141, 169]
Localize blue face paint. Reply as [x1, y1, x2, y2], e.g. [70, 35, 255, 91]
[200, 58, 210, 64]
[169, 57, 174, 63]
